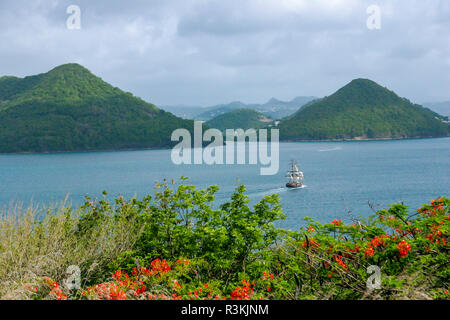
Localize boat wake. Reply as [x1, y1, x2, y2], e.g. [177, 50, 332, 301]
[252, 187, 286, 197]
[318, 146, 342, 152]
[252, 185, 307, 198]
[286, 184, 307, 190]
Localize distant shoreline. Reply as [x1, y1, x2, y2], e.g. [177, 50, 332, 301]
[280, 135, 450, 143]
[1, 135, 448, 155]
[0, 145, 172, 155]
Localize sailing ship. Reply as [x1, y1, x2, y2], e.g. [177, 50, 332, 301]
[285, 160, 304, 188]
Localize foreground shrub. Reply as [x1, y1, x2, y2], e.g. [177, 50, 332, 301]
[108, 177, 285, 287]
[265, 198, 449, 299]
[1, 179, 448, 300]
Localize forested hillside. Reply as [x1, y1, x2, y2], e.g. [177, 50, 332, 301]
[279, 79, 449, 140]
[0, 64, 196, 153]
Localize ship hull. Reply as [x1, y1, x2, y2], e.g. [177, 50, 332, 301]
[286, 182, 303, 188]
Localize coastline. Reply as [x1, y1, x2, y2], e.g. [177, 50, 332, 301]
[1, 135, 449, 155]
[280, 135, 450, 143]
[0, 145, 174, 155]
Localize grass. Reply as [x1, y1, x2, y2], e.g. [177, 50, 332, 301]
[0, 200, 142, 299]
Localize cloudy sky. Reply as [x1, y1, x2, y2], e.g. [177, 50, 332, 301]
[0, 0, 449, 106]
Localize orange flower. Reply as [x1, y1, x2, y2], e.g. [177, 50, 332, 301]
[230, 280, 254, 300]
[335, 255, 348, 270]
[397, 240, 411, 258]
[331, 219, 342, 226]
[302, 238, 320, 248]
[365, 246, 375, 258]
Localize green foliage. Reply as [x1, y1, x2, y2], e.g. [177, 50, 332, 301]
[279, 78, 449, 140]
[3, 179, 449, 300]
[206, 108, 273, 131]
[53, 179, 447, 300]
[108, 179, 285, 285]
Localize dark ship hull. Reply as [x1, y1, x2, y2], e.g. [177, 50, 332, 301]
[286, 181, 303, 188]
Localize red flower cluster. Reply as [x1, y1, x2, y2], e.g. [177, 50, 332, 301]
[365, 246, 375, 258]
[150, 258, 171, 275]
[84, 259, 174, 300]
[262, 272, 274, 280]
[302, 238, 320, 249]
[130, 259, 171, 279]
[334, 255, 348, 270]
[418, 197, 445, 216]
[425, 222, 447, 247]
[85, 269, 147, 300]
[397, 240, 411, 258]
[331, 219, 342, 226]
[43, 277, 67, 300]
[230, 280, 255, 300]
[365, 234, 390, 258]
[370, 235, 390, 248]
[131, 266, 152, 277]
[85, 282, 128, 300]
[430, 198, 445, 211]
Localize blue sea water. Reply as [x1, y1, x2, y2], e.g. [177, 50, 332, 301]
[0, 138, 448, 230]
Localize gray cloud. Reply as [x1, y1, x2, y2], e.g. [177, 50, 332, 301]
[0, 0, 449, 106]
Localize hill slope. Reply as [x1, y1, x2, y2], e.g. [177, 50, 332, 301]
[0, 64, 196, 153]
[279, 79, 449, 140]
[206, 108, 273, 131]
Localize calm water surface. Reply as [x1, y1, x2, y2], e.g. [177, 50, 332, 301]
[0, 138, 448, 230]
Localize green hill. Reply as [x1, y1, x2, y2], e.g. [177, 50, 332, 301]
[279, 79, 449, 140]
[206, 108, 273, 131]
[0, 63, 196, 153]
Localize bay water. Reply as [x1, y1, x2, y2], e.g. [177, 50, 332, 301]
[0, 138, 448, 230]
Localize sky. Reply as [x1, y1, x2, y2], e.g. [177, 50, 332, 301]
[0, 0, 449, 106]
